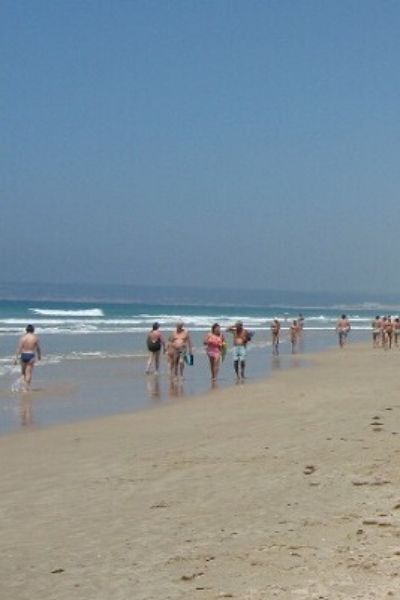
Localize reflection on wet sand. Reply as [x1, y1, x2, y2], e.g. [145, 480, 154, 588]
[146, 375, 161, 401]
[271, 356, 281, 371]
[290, 355, 301, 369]
[19, 392, 33, 427]
[1, 342, 317, 435]
[169, 378, 185, 398]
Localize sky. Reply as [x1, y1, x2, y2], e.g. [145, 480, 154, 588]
[2, 0, 400, 295]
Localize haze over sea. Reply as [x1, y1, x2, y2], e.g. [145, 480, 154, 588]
[0, 282, 395, 435]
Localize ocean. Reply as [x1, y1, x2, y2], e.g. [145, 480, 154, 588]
[0, 291, 387, 435]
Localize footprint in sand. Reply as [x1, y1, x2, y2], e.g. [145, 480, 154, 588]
[362, 518, 393, 527]
[180, 571, 204, 581]
[150, 501, 168, 509]
[303, 465, 316, 475]
[370, 416, 384, 430]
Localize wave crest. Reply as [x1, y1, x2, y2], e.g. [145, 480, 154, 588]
[29, 308, 104, 317]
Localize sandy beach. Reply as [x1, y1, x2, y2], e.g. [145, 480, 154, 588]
[1, 343, 400, 599]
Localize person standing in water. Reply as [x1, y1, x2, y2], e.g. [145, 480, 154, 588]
[169, 321, 193, 379]
[14, 324, 42, 391]
[336, 314, 351, 348]
[289, 320, 300, 354]
[226, 321, 252, 381]
[384, 316, 394, 350]
[270, 319, 281, 355]
[204, 323, 225, 382]
[394, 318, 400, 348]
[145, 322, 165, 375]
[298, 313, 305, 331]
[371, 315, 381, 348]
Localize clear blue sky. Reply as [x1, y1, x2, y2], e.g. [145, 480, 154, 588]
[2, 1, 400, 293]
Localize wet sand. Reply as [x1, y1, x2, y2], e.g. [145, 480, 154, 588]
[1, 342, 400, 599]
[1, 329, 341, 435]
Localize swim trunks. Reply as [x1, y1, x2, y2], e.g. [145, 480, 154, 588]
[173, 347, 187, 361]
[21, 352, 35, 364]
[233, 346, 246, 362]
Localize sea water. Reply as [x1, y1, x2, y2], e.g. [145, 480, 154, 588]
[0, 293, 385, 434]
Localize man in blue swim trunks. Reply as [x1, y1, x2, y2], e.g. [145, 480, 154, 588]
[14, 324, 42, 391]
[226, 321, 252, 381]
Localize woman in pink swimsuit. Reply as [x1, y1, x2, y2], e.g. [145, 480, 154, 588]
[204, 323, 225, 382]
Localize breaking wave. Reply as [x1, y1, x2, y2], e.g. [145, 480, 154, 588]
[29, 308, 104, 318]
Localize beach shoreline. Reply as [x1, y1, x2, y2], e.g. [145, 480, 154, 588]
[0, 332, 329, 436]
[2, 342, 400, 599]
[0, 347, 314, 441]
[0, 296, 374, 435]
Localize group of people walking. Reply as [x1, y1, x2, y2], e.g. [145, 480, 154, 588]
[146, 320, 253, 382]
[270, 315, 304, 356]
[148, 310, 400, 383]
[371, 315, 400, 350]
[12, 312, 400, 395]
[145, 320, 193, 379]
[146, 317, 305, 383]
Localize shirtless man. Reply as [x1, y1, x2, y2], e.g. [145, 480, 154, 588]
[169, 321, 193, 378]
[226, 321, 252, 380]
[270, 319, 281, 355]
[289, 320, 300, 354]
[371, 316, 381, 348]
[384, 317, 394, 350]
[393, 318, 400, 348]
[336, 314, 351, 348]
[14, 324, 42, 390]
[380, 316, 387, 349]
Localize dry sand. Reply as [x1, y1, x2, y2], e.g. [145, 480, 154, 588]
[1, 343, 400, 600]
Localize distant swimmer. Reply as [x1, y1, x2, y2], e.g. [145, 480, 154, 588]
[14, 324, 41, 391]
[145, 322, 165, 375]
[204, 323, 225, 382]
[169, 321, 193, 379]
[226, 321, 252, 381]
[289, 320, 300, 354]
[336, 314, 351, 348]
[270, 319, 281, 355]
[298, 313, 305, 331]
